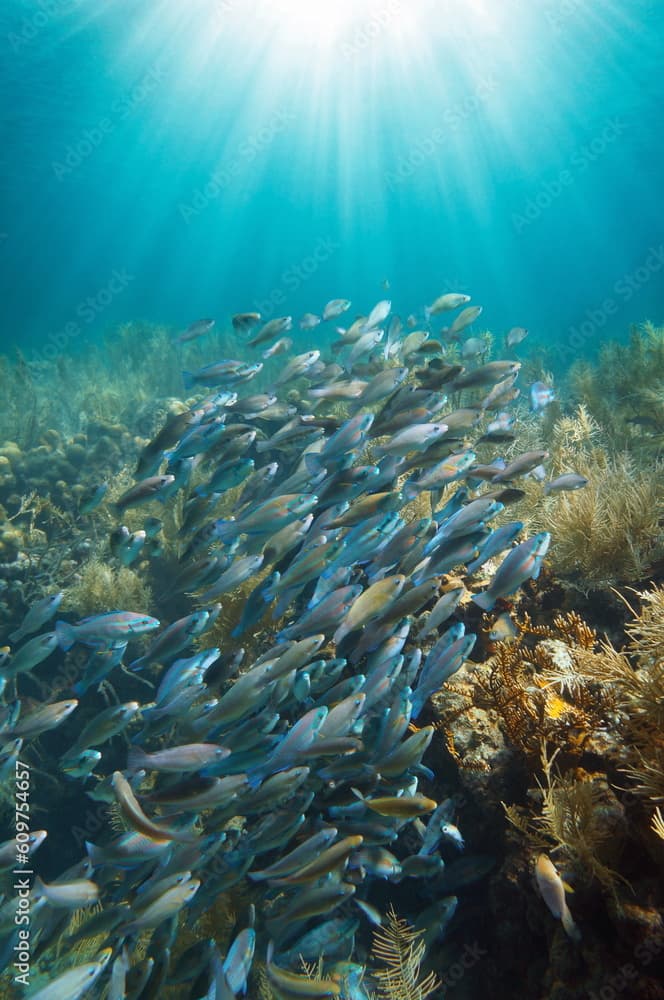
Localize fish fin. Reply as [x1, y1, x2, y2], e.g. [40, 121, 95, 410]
[471, 591, 495, 612]
[351, 786, 366, 802]
[562, 880, 575, 894]
[54, 620, 76, 651]
[32, 876, 45, 900]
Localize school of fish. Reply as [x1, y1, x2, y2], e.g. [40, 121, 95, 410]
[0, 290, 579, 998]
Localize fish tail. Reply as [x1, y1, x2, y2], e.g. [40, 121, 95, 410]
[401, 482, 418, 502]
[85, 841, 104, 867]
[263, 572, 280, 603]
[55, 620, 76, 651]
[471, 591, 496, 612]
[126, 747, 146, 772]
[8, 627, 23, 643]
[561, 903, 581, 942]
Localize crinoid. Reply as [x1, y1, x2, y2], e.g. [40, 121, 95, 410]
[370, 905, 439, 1000]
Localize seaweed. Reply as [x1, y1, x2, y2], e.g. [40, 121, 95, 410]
[61, 560, 152, 617]
[504, 745, 628, 892]
[568, 321, 664, 451]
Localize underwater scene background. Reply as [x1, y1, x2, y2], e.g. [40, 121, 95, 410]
[1, 1, 663, 998]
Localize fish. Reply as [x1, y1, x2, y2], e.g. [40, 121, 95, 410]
[333, 575, 406, 645]
[266, 941, 341, 997]
[263, 336, 294, 358]
[33, 876, 99, 909]
[488, 611, 520, 642]
[10, 699, 78, 739]
[9, 592, 64, 643]
[111, 770, 199, 843]
[451, 360, 521, 390]
[128, 610, 210, 670]
[535, 854, 581, 942]
[352, 788, 437, 817]
[365, 299, 391, 329]
[63, 701, 140, 755]
[125, 878, 200, 930]
[0, 828, 46, 871]
[275, 350, 321, 385]
[4, 631, 58, 677]
[300, 312, 322, 329]
[249, 828, 339, 881]
[270, 835, 364, 885]
[79, 482, 108, 514]
[115, 475, 175, 512]
[417, 587, 464, 639]
[56, 610, 160, 651]
[472, 532, 551, 610]
[28, 948, 112, 1000]
[530, 380, 556, 411]
[248, 316, 293, 347]
[127, 743, 229, 773]
[323, 298, 351, 320]
[232, 312, 261, 333]
[444, 304, 483, 337]
[544, 473, 589, 495]
[506, 326, 528, 348]
[492, 451, 549, 482]
[461, 337, 489, 360]
[425, 292, 471, 318]
[174, 318, 215, 345]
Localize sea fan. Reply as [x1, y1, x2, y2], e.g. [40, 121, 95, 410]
[370, 905, 439, 1000]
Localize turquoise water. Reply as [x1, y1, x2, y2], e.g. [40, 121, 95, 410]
[1, 0, 662, 361]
